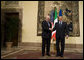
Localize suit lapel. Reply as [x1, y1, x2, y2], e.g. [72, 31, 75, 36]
[46, 21, 49, 28]
[61, 22, 63, 27]
[49, 22, 51, 28]
[47, 21, 51, 28]
[58, 21, 60, 28]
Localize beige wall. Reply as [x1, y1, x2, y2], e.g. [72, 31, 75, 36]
[21, 1, 83, 44]
[21, 1, 42, 43]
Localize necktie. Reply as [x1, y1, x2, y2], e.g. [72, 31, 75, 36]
[59, 21, 62, 27]
[59, 21, 62, 24]
[47, 22, 50, 27]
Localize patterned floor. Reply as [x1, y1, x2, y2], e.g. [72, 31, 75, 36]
[2, 50, 83, 59]
[1, 47, 22, 56]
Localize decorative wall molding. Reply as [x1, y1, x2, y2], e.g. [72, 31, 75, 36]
[1, 8, 23, 47]
[1, 1, 22, 8]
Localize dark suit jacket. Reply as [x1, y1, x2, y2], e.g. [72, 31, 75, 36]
[53, 21, 69, 38]
[42, 20, 52, 38]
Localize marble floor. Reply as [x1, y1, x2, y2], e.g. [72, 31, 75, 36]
[1, 46, 23, 56]
[1, 48, 83, 59]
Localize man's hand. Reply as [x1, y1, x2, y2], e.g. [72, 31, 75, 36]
[66, 35, 68, 39]
[49, 28, 53, 31]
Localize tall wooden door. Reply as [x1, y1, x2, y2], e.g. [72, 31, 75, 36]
[4, 13, 19, 47]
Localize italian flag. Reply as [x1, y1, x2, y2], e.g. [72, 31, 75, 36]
[51, 8, 58, 40]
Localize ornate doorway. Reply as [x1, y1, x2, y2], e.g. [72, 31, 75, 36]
[1, 8, 22, 47]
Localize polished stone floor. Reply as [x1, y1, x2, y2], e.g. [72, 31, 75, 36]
[1, 49, 83, 59]
[1, 46, 22, 56]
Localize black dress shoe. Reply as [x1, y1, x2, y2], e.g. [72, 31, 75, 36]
[42, 54, 45, 56]
[47, 54, 51, 56]
[56, 55, 60, 57]
[56, 53, 60, 57]
[60, 55, 63, 57]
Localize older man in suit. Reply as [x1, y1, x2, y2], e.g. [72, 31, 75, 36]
[50, 9, 69, 57]
[42, 15, 52, 56]
[53, 16, 68, 57]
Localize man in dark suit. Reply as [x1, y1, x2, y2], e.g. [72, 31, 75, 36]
[42, 15, 52, 56]
[52, 16, 69, 57]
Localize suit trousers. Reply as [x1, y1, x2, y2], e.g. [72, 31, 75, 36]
[56, 35, 65, 56]
[42, 37, 51, 55]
